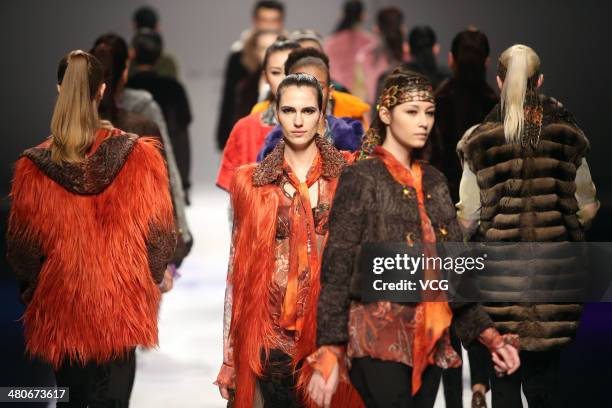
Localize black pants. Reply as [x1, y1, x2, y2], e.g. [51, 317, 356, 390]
[468, 341, 492, 390]
[54, 349, 136, 408]
[349, 357, 441, 408]
[257, 349, 304, 408]
[442, 325, 463, 408]
[490, 350, 561, 408]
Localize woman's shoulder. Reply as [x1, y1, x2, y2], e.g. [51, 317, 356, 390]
[116, 110, 161, 138]
[342, 156, 386, 181]
[232, 111, 265, 133]
[230, 164, 259, 196]
[419, 162, 448, 185]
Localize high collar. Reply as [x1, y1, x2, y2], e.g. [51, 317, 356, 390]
[22, 129, 138, 195]
[252, 136, 347, 186]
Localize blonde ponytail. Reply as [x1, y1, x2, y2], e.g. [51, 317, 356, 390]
[50, 50, 104, 164]
[498, 44, 540, 144]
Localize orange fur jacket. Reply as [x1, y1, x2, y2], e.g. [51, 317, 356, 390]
[220, 138, 363, 407]
[7, 128, 176, 368]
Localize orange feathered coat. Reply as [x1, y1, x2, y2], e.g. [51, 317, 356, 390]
[7, 128, 176, 368]
[225, 139, 363, 407]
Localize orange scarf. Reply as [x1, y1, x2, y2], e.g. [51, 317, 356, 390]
[372, 146, 453, 395]
[279, 153, 323, 335]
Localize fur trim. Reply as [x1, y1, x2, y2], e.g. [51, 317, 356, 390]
[22, 131, 139, 195]
[331, 116, 364, 152]
[253, 136, 347, 186]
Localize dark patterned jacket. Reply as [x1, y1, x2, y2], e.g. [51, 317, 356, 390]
[316, 157, 494, 347]
[459, 95, 590, 351]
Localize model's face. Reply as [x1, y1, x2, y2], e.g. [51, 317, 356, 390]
[381, 100, 435, 150]
[256, 32, 278, 65]
[277, 85, 321, 150]
[290, 64, 331, 113]
[265, 50, 292, 97]
[254, 8, 284, 32]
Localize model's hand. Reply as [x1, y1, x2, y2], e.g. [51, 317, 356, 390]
[307, 362, 339, 408]
[218, 385, 230, 400]
[160, 267, 174, 293]
[491, 344, 520, 376]
[479, 327, 520, 376]
[215, 363, 235, 400]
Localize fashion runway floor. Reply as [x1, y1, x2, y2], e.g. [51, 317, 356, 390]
[126, 186, 520, 408]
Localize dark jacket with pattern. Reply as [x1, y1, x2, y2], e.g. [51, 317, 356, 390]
[459, 95, 590, 351]
[316, 157, 494, 347]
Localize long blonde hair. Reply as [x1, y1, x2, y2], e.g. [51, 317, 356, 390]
[498, 44, 540, 144]
[50, 50, 106, 164]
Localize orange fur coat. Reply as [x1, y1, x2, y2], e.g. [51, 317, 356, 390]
[222, 139, 363, 407]
[7, 128, 176, 368]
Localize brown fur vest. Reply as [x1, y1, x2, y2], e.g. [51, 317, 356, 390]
[460, 96, 589, 351]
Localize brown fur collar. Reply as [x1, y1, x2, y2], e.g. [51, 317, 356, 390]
[22, 132, 139, 195]
[252, 135, 347, 186]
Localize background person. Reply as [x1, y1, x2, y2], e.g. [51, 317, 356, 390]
[324, 0, 376, 93]
[216, 0, 285, 150]
[128, 30, 193, 203]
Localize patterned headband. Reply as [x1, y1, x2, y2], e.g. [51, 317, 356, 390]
[358, 77, 435, 160]
[377, 79, 435, 111]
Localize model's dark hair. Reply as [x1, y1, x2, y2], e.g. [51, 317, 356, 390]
[408, 25, 438, 73]
[262, 38, 300, 69]
[450, 29, 490, 86]
[90, 33, 129, 122]
[334, 0, 364, 33]
[284, 47, 330, 82]
[377, 6, 404, 62]
[132, 30, 162, 66]
[253, 1, 285, 17]
[368, 71, 433, 160]
[133, 6, 158, 30]
[275, 73, 323, 110]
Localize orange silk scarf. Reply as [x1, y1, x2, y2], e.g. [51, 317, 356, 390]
[278, 153, 323, 336]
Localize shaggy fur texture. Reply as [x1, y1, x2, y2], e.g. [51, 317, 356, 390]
[7, 129, 176, 367]
[228, 138, 363, 408]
